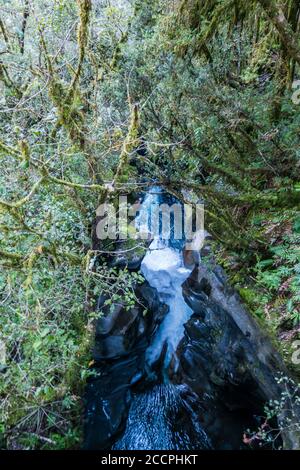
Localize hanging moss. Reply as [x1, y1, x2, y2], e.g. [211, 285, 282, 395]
[67, 0, 92, 99]
[19, 139, 30, 163]
[113, 104, 140, 185]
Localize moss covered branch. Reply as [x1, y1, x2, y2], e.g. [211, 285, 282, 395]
[257, 0, 300, 65]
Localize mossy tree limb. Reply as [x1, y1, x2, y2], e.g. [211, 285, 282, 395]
[257, 0, 300, 65]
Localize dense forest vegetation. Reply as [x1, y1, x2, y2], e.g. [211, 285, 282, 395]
[0, 0, 299, 450]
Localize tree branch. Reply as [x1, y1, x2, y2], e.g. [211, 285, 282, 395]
[258, 0, 300, 65]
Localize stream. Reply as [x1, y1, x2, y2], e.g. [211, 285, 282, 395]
[84, 187, 297, 450]
[111, 188, 210, 450]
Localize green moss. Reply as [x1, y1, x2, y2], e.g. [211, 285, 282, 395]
[238, 287, 260, 307]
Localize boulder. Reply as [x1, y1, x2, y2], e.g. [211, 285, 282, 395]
[84, 280, 168, 449]
[174, 264, 300, 449]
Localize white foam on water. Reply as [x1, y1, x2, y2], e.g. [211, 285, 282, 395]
[141, 241, 193, 367]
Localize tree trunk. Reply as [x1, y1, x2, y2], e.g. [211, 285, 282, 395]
[258, 0, 300, 65]
[287, 0, 300, 82]
[20, 0, 29, 54]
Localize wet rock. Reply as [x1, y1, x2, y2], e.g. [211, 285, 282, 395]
[182, 265, 289, 398]
[174, 263, 300, 449]
[145, 340, 168, 383]
[84, 280, 168, 449]
[96, 301, 138, 338]
[84, 352, 145, 450]
[110, 240, 149, 272]
[93, 282, 168, 361]
[182, 247, 200, 268]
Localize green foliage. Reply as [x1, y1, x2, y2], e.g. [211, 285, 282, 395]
[0, 0, 299, 450]
[0, 265, 90, 449]
[255, 226, 300, 326]
[244, 375, 300, 449]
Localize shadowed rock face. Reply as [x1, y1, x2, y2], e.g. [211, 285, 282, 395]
[84, 262, 300, 450]
[179, 265, 286, 401]
[84, 281, 168, 450]
[85, 191, 300, 451]
[93, 283, 168, 361]
[173, 263, 300, 449]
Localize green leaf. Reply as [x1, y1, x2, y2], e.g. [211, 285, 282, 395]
[40, 327, 50, 338]
[33, 339, 42, 351]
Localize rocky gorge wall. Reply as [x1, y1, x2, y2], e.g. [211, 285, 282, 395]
[85, 198, 300, 450]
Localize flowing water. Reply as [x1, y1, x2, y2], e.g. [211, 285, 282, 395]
[110, 188, 212, 450]
[136, 187, 195, 368]
[142, 245, 193, 368]
[85, 187, 280, 450]
[112, 384, 212, 450]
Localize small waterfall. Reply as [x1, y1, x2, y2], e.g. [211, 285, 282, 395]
[112, 384, 212, 450]
[85, 187, 210, 451]
[84, 186, 280, 451]
[110, 188, 211, 450]
[141, 245, 193, 367]
[136, 187, 194, 368]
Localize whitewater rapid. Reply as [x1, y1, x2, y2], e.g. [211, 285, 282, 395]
[140, 241, 193, 367]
